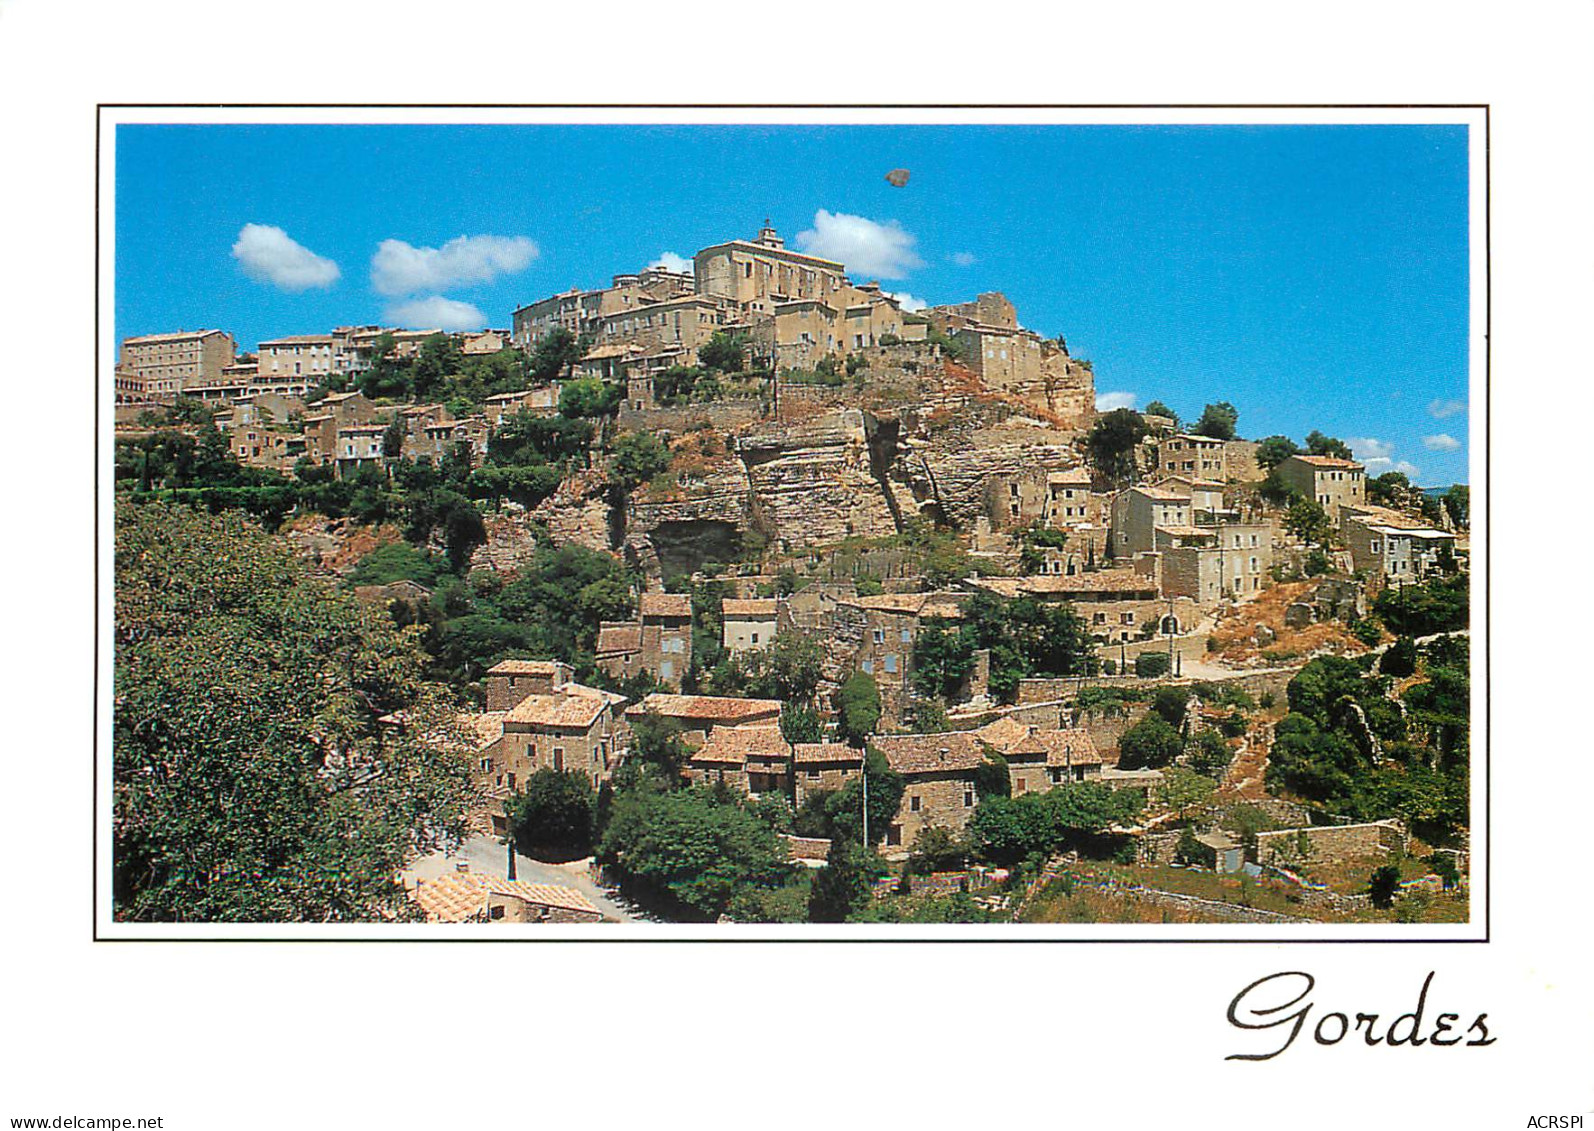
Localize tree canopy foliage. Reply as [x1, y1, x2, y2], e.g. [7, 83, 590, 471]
[114, 502, 475, 922]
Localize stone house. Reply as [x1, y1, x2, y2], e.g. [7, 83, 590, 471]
[722, 597, 780, 655]
[830, 592, 966, 721]
[1157, 433, 1228, 479]
[1276, 454, 1366, 514]
[1111, 485, 1196, 557]
[872, 732, 991, 851]
[410, 871, 602, 924]
[638, 592, 693, 688]
[791, 742, 866, 805]
[973, 716, 1103, 794]
[684, 724, 792, 795]
[963, 570, 1196, 642]
[459, 329, 511, 355]
[118, 328, 237, 399]
[953, 324, 1044, 392]
[300, 390, 380, 466]
[483, 387, 559, 428]
[624, 693, 784, 743]
[257, 334, 336, 386]
[1341, 506, 1456, 583]
[1153, 521, 1273, 604]
[594, 622, 644, 682]
[466, 660, 630, 830]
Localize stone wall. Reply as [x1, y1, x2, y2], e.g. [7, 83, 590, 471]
[616, 398, 765, 434]
[1255, 820, 1407, 865]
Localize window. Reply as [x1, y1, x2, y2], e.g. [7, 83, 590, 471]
[478, 757, 492, 773]
[910, 795, 921, 812]
[506, 772, 516, 790]
[884, 654, 898, 674]
[807, 769, 820, 780]
[861, 660, 874, 675]
[963, 790, 974, 807]
[1014, 778, 1027, 794]
[750, 632, 759, 645]
[1093, 612, 1107, 625]
[872, 629, 884, 644]
[900, 628, 912, 643]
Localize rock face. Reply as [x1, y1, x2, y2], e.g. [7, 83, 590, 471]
[738, 409, 898, 551]
[915, 442, 1077, 530]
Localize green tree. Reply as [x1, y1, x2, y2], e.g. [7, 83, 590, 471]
[779, 702, 822, 745]
[973, 753, 1011, 800]
[807, 840, 881, 922]
[1187, 727, 1235, 777]
[834, 671, 882, 746]
[826, 748, 905, 848]
[629, 711, 691, 783]
[528, 328, 586, 382]
[1135, 650, 1171, 679]
[1305, 430, 1354, 460]
[1367, 863, 1402, 909]
[698, 330, 749, 374]
[1255, 435, 1301, 471]
[1284, 496, 1333, 546]
[559, 377, 623, 419]
[1086, 408, 1148, 483]
[598, 787, 793, 920]
[1380, 635, 1419, 677]
[1117, 713, 1182, 770]
[609, 432, 672, 492]
[1193, 401, 1239, 441]
[1442, 484, 1469, 528]
[505, 769, 596, 860]
[114, 502, 474, 922]
[1157, 765, 1217, 821]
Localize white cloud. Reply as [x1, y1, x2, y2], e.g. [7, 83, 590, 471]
[1362, 456, 1422, 478]
[886, 291, 927, 313]
[232, 223, 340, 291]
[1423, 433, 1462, 452]
[384, 295, 488, 332]
[648, 251, 694, 274]
[371, 234, 538, 296]
[1095, 391, 1138, 411]
[1428, 398, 1467, 419]
[1348, 437, 1394, 461]
[950, 251, 977, 267]
[794, 210, 923, 279]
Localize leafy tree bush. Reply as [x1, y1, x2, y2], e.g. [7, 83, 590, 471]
[1305, 430, 1354, 460]
[1380, 635, 1419, 677]
[1158, 766, 1217, 821]
[1367, 863, 1402, 909]
[609, 432, 672, 492]
[114, 502, 474, 921]
[698, 331, 749, 374]
[973, 754, 1011, 800]
[528, 328, 587, 382]
[1187, 728, 1234, 778]
[346, 542, 447, 588]
[1135, 650, 1172, 679]
[967, 784, 1143, 865]
[1143, 399, 1177, 424]
[1255, 435, 1301, 471]
[834, 672, 882, 746]
[1151, 685, 1189, 726]
[1373, 575, 1468, 637]
[598, 786, 794, 920]
[1193, 401, 1239, 441]
[1117, 713, 1182, 770]
[505, 769, 596, 860]
[559, 377, 623, 419]
[1086, 408, 1148, 483]
[807, 841, 882, 922]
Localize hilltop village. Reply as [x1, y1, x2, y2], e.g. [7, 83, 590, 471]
[113, 222, 1473, 926]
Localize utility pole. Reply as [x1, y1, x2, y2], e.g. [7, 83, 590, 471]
[861, 751, 870, 849]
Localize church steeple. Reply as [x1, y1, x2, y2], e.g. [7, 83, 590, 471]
[755, 219, 784, 249]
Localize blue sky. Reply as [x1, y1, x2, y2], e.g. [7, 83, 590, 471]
[116, 123, 1471, 485]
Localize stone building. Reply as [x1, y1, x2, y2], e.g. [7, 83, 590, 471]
[257, 334, 336, 386]
[118, 328, 237, 398]
[639, 592, 693, 688]
[1153, 522, 1273, 603]
[512, 268, 695, 350]
[1156, 434, 1228, 479]
[482, 387, 559, 428]
[929, 292, 1019, 332]
[791, 742, 865, 805]
[683, 724, 791, 795]
[624, 693, 784, 743]
[1276, 454, 1366, 513]
[722, 598, 780, 655]
[693, 222, 850, 318]
[595, 622, 644, 683]
[964, 570, 1196, 643]
[873, 732, 991, 850]
[1341, 505, 1456, 583]
[973, 716, 1104, 793]
[830, 592, 966, 722]
[1111, 485, 1197, 557]
[953, 324, 1044, 392]
[301, 390, 381, 466]
[466, 660, 630, 825]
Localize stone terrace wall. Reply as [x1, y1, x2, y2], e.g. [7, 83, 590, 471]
[1255, 820, 1407, 865]
[617, 399, 764, 434]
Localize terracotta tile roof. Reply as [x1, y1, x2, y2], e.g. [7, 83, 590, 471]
[488, 659, 565, 676]
[966, 570, 1158, 597]
[722, 598, 779, 617]
[638, 592, 692, 618]
[791, 742, 863, 765]
[411, 872, 600, 922]
[1289, 454, 1363, 469]
[459, 711, 508, 751]
[1171, 433, 1225, 445]
[1033, 727, 1103, 767]
[872, 732, 991, 775]
[504, 684, 621, 730]
[596, 623, 642, 654]
[843, 592, 965, 618]
[1133, 485, 1191, 502]
[122, 328, 228, 343]
[1047, 467, 1093, 484]
[973, 716, 1033, 751]
[628, 693, 783, 724]
[690, 725, 790, 765]
[258, 334, 333, 346]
